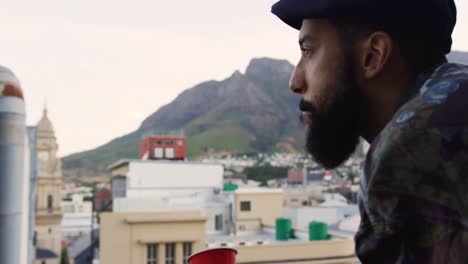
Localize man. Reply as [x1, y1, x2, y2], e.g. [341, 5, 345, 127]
[272, 0, 468, 263]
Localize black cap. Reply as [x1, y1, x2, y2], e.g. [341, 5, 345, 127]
[271, 0, 457, 54]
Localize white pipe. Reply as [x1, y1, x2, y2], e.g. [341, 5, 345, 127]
[0, 66, 26, 264]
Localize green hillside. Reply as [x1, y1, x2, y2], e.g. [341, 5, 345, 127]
[62, 57, 303, 178]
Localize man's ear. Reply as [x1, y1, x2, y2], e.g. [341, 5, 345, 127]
[359, 31, 393, 79]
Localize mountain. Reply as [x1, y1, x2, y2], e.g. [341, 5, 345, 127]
[62, 58, 305, 177]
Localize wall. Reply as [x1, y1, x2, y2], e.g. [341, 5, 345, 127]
[100, 211, 206, 264]
[234, 190, 283, 230]
[35, 224, 62, 263]
[234, 238, 356, 264]
[283, 206, 359, 230]
[126, 188, 216, 201]
[126, 162, 223, 192]
[99, 209, 359, 264]
[203, 203, 232, 234]
[36, 178, 62, 216]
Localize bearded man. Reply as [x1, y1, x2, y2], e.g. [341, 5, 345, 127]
[272, 0, 468, 263]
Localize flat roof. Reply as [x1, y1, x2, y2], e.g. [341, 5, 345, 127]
[206, 227, 350, 246]
[107, 159, 223, 170]
[234, 188, 283, 194]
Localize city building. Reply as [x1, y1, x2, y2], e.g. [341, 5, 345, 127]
[101, 210, 206, 264]
[27, 127, 39, 264]
[34, 108, 63, 264]
[99, 159, 358, 264]
[108, 159, 224, 212]
[283, 206, 359, 232]
[232, 188, 283, 233]
[283, 185, 322, 207]
[62, 194, 93, 241]
[67, 229, 99, 264]
[94, 188, 112, 212]
[287, 168, 303, 184]
[140, 136, 186, 160]
[100, 187, 357, 264]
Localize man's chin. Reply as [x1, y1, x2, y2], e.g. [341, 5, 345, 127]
[306, 129, 360, 169]
[308, 151, 350, 169]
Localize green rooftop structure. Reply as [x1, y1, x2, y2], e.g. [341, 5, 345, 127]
[223, 182, 239, 191]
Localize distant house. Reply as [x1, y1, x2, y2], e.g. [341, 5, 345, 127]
[94, 188, 112, 212]
[287, 168, 303, 184]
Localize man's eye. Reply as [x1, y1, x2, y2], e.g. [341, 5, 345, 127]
[301, 48, 313, 56]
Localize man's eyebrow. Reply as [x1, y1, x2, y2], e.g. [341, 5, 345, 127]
[299, 35, 317, 47]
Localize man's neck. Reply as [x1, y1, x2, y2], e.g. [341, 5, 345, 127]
[360, 72, 413, 143]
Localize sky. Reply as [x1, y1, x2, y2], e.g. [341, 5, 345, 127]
[1, 0, 467, 157]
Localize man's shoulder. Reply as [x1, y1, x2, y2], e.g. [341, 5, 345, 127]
[379, 63, 468, 147]
[364, 63, 468, 209]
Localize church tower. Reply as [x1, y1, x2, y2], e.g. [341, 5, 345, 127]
[34, 108, 62, 264]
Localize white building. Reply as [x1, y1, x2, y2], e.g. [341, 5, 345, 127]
[61, 194, 94, 241]
[100, 159, 360, 264]
[108, 159, 231, 234]
[109, 159, 223, 199]
[283, 193, 359, 232]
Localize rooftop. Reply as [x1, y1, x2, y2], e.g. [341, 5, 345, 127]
[108, 158, 222, 170]
[206, 226, 351, 247]
[234, 188, 283, 194]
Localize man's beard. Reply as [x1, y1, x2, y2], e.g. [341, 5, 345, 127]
[302, 56, 362, 169]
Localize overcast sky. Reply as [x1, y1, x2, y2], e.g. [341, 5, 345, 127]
[1, 0, 467, 156]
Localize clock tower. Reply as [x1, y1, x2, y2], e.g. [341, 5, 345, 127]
[34, 108, 62, 264]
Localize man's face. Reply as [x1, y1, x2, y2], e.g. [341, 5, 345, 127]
[290, 19, 362, 169]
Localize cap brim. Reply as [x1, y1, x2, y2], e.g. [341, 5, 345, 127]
[271, 1, 303, 30]
[271, 0, 346, 30]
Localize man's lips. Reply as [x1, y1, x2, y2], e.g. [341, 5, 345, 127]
[299, 99, 316, 126]
[301, 112, 314, 126]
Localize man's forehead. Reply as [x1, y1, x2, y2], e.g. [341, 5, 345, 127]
[299, 19, 330, 43]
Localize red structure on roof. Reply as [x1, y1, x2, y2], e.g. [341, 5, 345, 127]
[140, 136, 186, 160]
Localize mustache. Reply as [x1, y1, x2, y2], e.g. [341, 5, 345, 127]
[299, 99, 317, 114]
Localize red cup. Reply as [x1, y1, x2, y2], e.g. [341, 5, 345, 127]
[188, 248, 237, 264]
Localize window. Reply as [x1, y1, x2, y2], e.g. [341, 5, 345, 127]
[183, 242, 192, 264]
[41, 261, 46, 264]
[215, 214, 223, 231]
[240, 201, 251, 211]
[147, 244, 158, 264]
[165, 243, 175, 264]
[47, 195, 53, 212]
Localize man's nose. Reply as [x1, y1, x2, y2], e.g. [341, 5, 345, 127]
[289, 66, 305, 94]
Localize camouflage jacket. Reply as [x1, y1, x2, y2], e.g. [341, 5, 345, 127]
[356, 63, 468, 263]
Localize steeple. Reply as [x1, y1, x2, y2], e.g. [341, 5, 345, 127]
[43, 99, 48, 117]
[37, 106, 55, 137]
